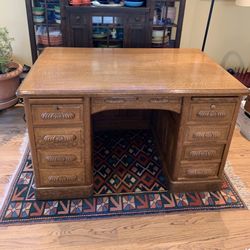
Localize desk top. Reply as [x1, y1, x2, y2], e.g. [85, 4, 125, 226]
[18, 48, 248, 97]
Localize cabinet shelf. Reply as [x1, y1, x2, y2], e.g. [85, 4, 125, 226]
[34, 23, 61, 27]
[92, 24, 123, 28]
[66, 5, 150, 13]
[153, 23, 178, 29]
[26, 0, 186, 62]
[93, 38, 123, 42]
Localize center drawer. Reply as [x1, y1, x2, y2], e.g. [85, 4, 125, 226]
[91, 96, 182, 113]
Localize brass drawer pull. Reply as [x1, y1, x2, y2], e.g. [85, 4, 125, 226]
[48, 175, 78, 184]
[45, 154, 77, 163]
[197, 111, 226, 118]
[189, 150, 216, 159]
[185, 168, 215, 177]
[193, 131, 220, 139]
[40, 112, 75, 120]
[149, 98, 169, 103]
[40, 134, 77, 146]
[104, 98, 126, 104]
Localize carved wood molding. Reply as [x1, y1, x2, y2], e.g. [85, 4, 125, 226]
[193, 131, 220, 139]
[189, 150, 216, 159]
[197, 111, 226, 118]
[39, 134, 77, 146]
[45, 154, 77, 163]
[43, 134, 76, 142]
[48, 175, 78, 184]
[40, 112, 75, 120]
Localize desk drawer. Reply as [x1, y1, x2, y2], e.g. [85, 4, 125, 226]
[91, 96, 182, 113]
[37, 148, 83, 168]
[31, 104, 83, 125]
[184, 125, 230, 143]
[181, 145, 225, 162]
[189, 98, 237, 123]
[177, 163, 220, 180]
[39, 168, 85, 187]
[34, 127, 83, 149]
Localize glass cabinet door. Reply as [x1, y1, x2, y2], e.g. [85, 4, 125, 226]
[92, 15, 124, 48]
[152, 0, 184, 48]
[31, 0, 63, 55]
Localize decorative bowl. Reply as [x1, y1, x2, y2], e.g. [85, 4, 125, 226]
[152, 30, 165, 38]
[36, 27, 63, 46]
[32, 7, 45, 15]
[55, 13, 61, 20]
[93, 32, 108, 39]
[69, 0, 91, 5]
[124, 1, 144, 7]
[54, 5, 61, 13]
[152, 37, 169, 44]
[33, 15, 45, 23]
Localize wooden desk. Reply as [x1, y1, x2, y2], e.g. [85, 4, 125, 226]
[18, 48, 248, 200]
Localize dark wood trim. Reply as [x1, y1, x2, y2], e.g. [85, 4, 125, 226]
[25, 0, 37, 63]
[175, 0, 186, 48]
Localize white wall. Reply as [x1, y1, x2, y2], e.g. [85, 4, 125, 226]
[0, 0, 32, 66]
[181, 0, 250, 70]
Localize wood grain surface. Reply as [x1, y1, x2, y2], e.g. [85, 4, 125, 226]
[0, 106, 250, 249]
[17, 48, 249, 96]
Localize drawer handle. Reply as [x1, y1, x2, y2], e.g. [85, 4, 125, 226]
[189, 150, 216, 159]
[40, 112, 75, 120]
[48, 175, 78, 184]
[149, 98, 169, 103]
[197, 111, 226, 118]
[185, 168, 215, 177]
[193, 131, 220, 139]
[46, 154, 77, 163]
[41, 135, 77, 145]
[104, 98, 126, 104]
[210, 104, 216, 109]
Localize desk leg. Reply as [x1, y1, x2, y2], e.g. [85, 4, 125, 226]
[83, 97, 94, 195]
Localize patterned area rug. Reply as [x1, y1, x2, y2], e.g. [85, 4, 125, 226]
[0, 130, 246, 225]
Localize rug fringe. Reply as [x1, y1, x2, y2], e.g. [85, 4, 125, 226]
[225, 161, 250, 209]
[19, 130, 29, 155]
[0, 132, 29, 214]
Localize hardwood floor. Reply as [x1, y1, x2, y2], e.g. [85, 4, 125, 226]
[0, 105, 249, 250]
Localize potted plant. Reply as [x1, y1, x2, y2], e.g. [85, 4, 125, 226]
[0, 27, 23, 110]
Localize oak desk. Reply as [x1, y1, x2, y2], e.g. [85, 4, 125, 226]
[18, 48, 248, 200]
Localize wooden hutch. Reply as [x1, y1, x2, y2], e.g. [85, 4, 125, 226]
[25, 0, 186, 62]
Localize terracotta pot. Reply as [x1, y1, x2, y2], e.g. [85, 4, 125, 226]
[0, 62, 23, 110]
